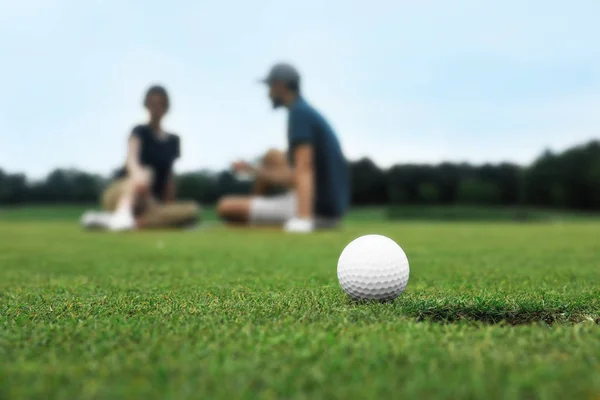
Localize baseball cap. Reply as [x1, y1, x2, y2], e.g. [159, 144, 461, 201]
[259, 63, 300, 85]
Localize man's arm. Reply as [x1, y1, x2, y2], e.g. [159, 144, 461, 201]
[255, 163, 294, 187]
[292, 144, 314, 219]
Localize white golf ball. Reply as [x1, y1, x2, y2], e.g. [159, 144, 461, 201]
[337, 234, 410, 301]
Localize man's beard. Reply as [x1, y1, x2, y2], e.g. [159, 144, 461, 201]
[271, 97, 284, 109]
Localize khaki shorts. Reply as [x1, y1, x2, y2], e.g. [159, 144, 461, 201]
[101, 179, 200, 228]
[249, 191, 297, 225]
[101, 179, 126, 211]
[101, 179, 156, 215]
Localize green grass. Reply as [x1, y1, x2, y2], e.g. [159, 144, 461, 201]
[0, 204, 94, 221]
[388, 204, 599, 221]
[1, 206, 600, 399]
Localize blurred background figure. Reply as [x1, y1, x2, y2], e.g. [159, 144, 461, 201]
[217, 63, 349, 233]
[2, 2, 598, 224]
[81, 85, 200, 231]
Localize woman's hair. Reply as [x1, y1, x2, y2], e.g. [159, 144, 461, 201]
[144, 85, 170, 110]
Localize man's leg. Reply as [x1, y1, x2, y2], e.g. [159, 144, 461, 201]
[218, 149, 290, 224]
[137, 201, 202, 229]
[314, 217, 342, 230]
[216, 196, 254, 224]
[218, 192, 296, 226]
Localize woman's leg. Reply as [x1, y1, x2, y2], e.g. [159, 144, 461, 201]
[82, 179, 136, 230]
[105, 178, 152, 216]
[101, 179, 128, 212]
[81, 178, 151, 231]
[137, 201, 201, 229]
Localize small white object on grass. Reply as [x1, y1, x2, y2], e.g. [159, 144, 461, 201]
[80, 210, 135, 231]
[337, 234, 409, 301]
[107, 211, 136, 231]
[284, 217, 314, 233]
[80, 211, 111, 230]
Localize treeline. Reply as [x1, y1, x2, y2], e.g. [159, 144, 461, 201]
[1, 140, 600, 210]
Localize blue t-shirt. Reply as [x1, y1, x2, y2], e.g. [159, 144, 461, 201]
[287, 97, 349, 218]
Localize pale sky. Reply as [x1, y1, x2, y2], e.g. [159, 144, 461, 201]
[1, 0, 599, 178]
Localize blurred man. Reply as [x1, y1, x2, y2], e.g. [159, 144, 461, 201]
[217, 63, 349, 233]
[81, 85, 200, 231]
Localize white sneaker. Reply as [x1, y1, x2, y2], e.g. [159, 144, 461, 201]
[80, 211, 95, 226]
[284, 217, 314, 233]
[81, 211, 112, 230]
[108, 211, 136, 232]
[80, 210, 135, 231]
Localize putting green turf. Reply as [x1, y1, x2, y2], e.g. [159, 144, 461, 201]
[1, 207, 599, 399]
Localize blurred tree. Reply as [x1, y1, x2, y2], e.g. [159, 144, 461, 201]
[177, 171, 220, 204]
[457, 179, 501, 205]
[524, 141, 600, 210]
[476, 163, 521, 205]
[0, 170, 28, 204]
[1, 140, 599, 210]
[417, 182, 440, 204]
[349, 158, 388, 205]
[38, 169, 104, 203]
[435, 163, 462, 204]
[387, 165, 425, 204]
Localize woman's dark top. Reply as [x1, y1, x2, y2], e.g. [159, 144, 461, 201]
[116, 124, 180, 200]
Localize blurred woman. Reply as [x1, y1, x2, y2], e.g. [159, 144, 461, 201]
[81, 85, 200, 231]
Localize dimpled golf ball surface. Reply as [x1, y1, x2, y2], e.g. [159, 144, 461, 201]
[337, 234, 409, 301]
